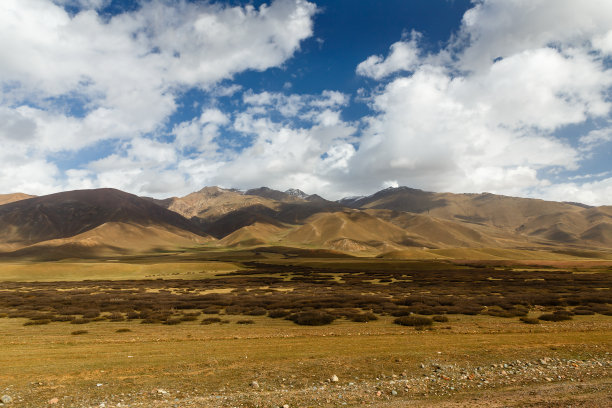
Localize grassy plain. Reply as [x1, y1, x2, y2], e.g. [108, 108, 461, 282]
[0, 251, 610, 407]
[0, 260, 238, 282]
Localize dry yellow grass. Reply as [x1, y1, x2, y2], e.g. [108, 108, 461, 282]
[0, 260, 238, 281]
[0, 255, 610, 406]
[0, 314, 610, 407]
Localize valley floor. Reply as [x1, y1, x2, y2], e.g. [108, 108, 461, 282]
[0, 315, 610, 407]
[0, 256, 609, 407]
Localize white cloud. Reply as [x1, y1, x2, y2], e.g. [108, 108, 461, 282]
[2, 0, 612, 205]
[53, 0, 110, 10]
[580, 127, 612, 151]
[456, 0, 612, 72]
[349, 0, 612, 201]
[593, 30, 612, 55]
[0, 0, 316, 195]
[178, 90, 358, 197]
[356, 31, 422, 79]
[536, 177, 612, 206]
[172, 108, 229, 153]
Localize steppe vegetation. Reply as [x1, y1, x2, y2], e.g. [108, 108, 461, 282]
[0, 255, 610, 406]
[2, 259, 611, 327]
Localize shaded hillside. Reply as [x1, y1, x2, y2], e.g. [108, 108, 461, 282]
[4, 184, 610, 259]
[5, 222, 211, 260]
[341, 186, 612, 249]
[0, 188, 211, 251]
[344, 187, 585, 229]
[196, 204, 282, 239]
[155, 187, 344, 239]
[156, 185, 612, 252]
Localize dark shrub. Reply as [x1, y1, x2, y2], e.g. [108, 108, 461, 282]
[163, 317, 182, 325]
[225, 305, 245, 315]
[29, 313, 55, 321]
[236, 319, 254, 325]
[71, 330, 88, 335]
[24, 319, 51, 326]
[108, 312, 125, 322]
[141, 318, 159, 324]
[390, 308, 412, 317]
[51, 315, 74, 322]
[289, 311, 336, 326]
[519, 317, 540, 324]
[572, 308, 595, 315]
[115, 328, 131, 333]
[70, 318, 91, 325]
[182, 311, 201, 317]
[82, 310, 101, 319]
[414, 308, 435, 315]
[538, 312, 572, 322]
[202, 307, 221, 314]
[393, 315, 433, 327]
[350, 312, 378, 322]
[268, 309, 290, 318]
[180, 315, 198, 322]
[432, 315, 449, 322]
[244, 307, 267, 316]
[126, 311, 140, 320]
[201, 317, 222, 325]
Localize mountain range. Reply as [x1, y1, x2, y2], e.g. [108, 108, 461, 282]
[1, 186, 611, 260]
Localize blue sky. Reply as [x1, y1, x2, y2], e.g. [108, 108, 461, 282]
[1, 0, 612, 204]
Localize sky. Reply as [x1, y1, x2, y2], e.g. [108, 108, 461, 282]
[1, 0, 612, 204]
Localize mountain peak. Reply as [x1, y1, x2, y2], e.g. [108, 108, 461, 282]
[245, 187, 302, 202]
[284, 188, 309, 199]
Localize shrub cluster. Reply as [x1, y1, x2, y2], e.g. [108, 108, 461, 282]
[393, 315, 433, 327]
[288, 311, 336, 326]
[1, 261, 610, 327]
[538, 310, 573, 322]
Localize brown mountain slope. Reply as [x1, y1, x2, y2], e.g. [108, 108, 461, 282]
[156, 186, 277, 220]
[0, 188, 212, 254]
[200, 205, 283, 239]
[157, 186, 345, 239]
[342, 186, 612, 249]
[0, 193, 35, 206]
[218, 222, 287, 247]
[345, 187, 586, 230]
[285, 211, 425, 252]
[7, 222, 210, 260]
[245, 187, 303, 202]
[365, 209, 530, 248]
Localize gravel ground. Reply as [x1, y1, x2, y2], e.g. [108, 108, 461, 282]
[2, 354, 610, 407]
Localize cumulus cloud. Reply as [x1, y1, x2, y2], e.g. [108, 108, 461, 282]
[350, 0, 612, 201]
[456, 0, 612, 72]
[0, 0, 316, 193]
[177, 90, 357, 197]
[356, 31, 422, 79]
[535, 177, 612, 206]
[2, 0, 612, 205]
